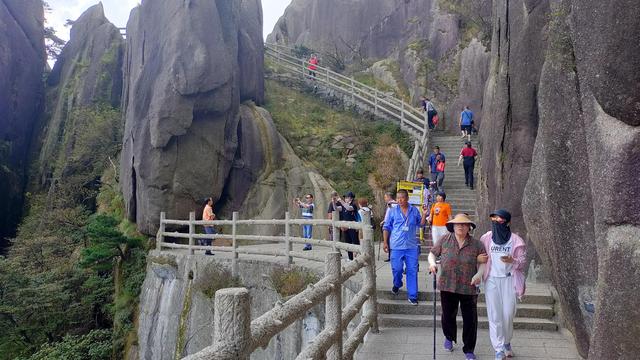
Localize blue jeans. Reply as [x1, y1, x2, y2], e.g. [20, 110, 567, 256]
[302, 224, 313, 239]
[391, 247, 419, 300]
[201, 226, 216, 246]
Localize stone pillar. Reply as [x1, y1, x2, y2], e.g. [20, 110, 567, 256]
[325, 252, 343, 359]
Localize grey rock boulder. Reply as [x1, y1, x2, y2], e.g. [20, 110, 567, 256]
[121, 0, 264, 234]
[0, 0, 45, 243]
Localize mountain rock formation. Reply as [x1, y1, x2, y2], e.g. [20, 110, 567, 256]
[37, 3, 124, 191]
[267, 0, 492, 132]
[479, 0, 640, 358]
[0, 0, 45, 247]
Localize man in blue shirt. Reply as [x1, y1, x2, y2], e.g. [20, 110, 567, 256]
[460, 106, 474, 141]
[383, 189, 429, 304]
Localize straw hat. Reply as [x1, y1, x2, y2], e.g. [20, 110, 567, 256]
[446, 213, 476, 232]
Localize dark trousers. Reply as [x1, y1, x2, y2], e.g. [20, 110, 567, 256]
[463, 159, 475, 188]
[440, 290, 478, 353]
[427, 110, 437, 129]
[340, 229, 359, 260]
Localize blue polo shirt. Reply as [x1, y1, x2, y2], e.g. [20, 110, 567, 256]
[383, 205, 422, 250]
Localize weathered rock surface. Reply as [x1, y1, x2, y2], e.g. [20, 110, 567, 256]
[480, 0, 640, 357]
[268, 0, 492, 132]
[137, 252, 325, 360]
[121, 0, 265, 234]
[0, 0, 45, 245]
[37, 3, 124, 183]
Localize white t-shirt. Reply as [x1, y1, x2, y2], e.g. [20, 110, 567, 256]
[490, 238, 514, 277]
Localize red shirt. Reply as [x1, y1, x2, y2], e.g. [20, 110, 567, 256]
[461, 147, 477, 157]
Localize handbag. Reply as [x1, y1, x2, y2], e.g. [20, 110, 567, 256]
[436, 161, 445, 172]
[432, 114, 439, 126]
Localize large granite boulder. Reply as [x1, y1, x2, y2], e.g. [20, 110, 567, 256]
[0, 0, 45, 245]
[37, 3, 124, 183]
[121, 0, 265, 233]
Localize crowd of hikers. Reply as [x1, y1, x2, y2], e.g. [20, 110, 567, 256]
[197, 84, 519, 359]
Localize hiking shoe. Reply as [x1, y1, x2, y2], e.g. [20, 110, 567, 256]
[504, 343, 514, 357]
[495, 351, 506, 360]
[443, 339, 453, 352]
[408, 299, 418, 306]
[384, 258, 391, 262]
[302, 244, 312, 251]
[465, 353, 477, 360]
[205, 251, 214, 256]
[391, 286, 399, 295]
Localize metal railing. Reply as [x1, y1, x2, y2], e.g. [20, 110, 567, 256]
[264, 43, 430, 181]
[157, 210, 379, 360]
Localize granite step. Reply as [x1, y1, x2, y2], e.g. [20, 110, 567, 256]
[378, 299, 554, 319]
[378, 314, 558, 331]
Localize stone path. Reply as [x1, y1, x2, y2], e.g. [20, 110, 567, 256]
[356, 326, 581, 360]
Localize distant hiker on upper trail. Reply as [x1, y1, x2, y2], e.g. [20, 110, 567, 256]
[421, 96, 438, 130]
[201, 197, 216, 256]
[460, 105, 474, 141]
[383, 189, 429, 305]
[294, 193, 315, 251]
[476, 209, 528, 360]
[307, 54, 319, 79]
[429, 146, 446, 191]
[458, 141, 478, 190]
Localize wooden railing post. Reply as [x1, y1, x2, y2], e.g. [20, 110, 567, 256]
[331, 210, 340, 251]
[400, 100, 405, 130]
[188, 211, 195, 255]
[325, 252, 343, 359]
[232, 211, 239, 276]
[374, 89, 378, 116]
[212, 288, 251, 360]
[285, 211, 292, 265]
[325, 67, 330, 86]
[360, 211, 379, 333]
[301, 59, 306, 78]
[350, 77, 355, 103]
[157, 211, 166, 250]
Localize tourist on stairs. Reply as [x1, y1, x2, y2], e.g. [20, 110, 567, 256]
[458, 141, 478, 190]
[428, 213, 486, 360]
[429, 146, 446, 191]
[382, 189, 428, 305]
[295, 194, 315, 251]
[460, 105, 474, 141]
[476, 209, 527, 360]
[428, 192, 452, 247]
[307, 54, 318, 79]
[421, 97, 438, 130]
[380, 191, 398, 262]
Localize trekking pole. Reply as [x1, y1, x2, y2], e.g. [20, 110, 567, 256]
[432, 269, 437, 359]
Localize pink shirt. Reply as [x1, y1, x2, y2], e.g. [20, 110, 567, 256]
[480, 231, 527, 298]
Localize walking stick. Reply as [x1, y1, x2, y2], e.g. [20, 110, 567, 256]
[432, 270, 437, 359]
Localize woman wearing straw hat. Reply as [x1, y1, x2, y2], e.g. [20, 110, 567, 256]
[477, 209, 527, 360]
[428, 213, 486, 360]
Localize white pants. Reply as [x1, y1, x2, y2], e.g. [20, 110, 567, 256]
[485, 276, 517, 352]
[431, 226, 448, 247]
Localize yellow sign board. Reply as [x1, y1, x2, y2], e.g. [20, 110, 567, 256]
[396, 180, 425, 240]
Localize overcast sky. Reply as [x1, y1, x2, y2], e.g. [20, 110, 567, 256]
[47, 0, 291, 41]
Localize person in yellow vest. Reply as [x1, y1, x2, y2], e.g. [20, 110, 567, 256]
[201, 197, 216, 255]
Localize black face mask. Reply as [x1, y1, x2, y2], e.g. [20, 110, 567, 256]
[492, 222, 511, 245]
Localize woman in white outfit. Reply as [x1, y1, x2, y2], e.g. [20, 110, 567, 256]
[477, 209, 527, 360]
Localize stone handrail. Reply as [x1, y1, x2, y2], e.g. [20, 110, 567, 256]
[264, 43, 431, 180]
[157, 210, 379, 359]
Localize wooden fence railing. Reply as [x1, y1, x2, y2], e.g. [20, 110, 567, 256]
[264, 42, 430, 181]
[157, 210, 379, 360]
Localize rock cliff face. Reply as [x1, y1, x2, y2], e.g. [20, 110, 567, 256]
[37, 3, 124, 186]
[479, 0, 640, 357]
[121, 0, 264, 233]
[0, 0, 45, 246]
[122, 0, 335, 235]
[268, 0, 492, 132]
